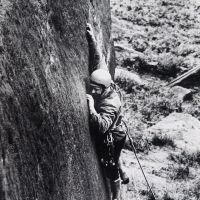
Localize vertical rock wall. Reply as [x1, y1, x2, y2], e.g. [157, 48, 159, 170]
[0, 0, 112, 199]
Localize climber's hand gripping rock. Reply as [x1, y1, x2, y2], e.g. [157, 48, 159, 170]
[86, 94, 97, 115]
[86, 23, 96, 44]
[86, 94, 94, 108]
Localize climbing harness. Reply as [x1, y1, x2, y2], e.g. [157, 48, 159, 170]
[124, 122, 157, 200]
[101, 104, 122, 168]
[101, 131, 115, 167]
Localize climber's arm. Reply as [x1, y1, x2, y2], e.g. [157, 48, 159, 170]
[87, 94, 118, 134]
[86, 23, 107, 71]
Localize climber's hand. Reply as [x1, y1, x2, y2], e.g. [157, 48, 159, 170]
[86, 23, 96, 43]
[86, 94, 97, 115]
[86, 94, 94, 108]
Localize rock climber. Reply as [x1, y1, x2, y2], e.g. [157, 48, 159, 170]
[86, 23, 129, 200]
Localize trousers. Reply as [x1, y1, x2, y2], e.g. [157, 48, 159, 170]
[102, 136, 126, 181]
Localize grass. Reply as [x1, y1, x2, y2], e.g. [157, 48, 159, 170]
[118, 82, 182, 153]
[112, 0, 200, 199]
[151, 135, 176, 148]
[121, 84, 182, 125]
[167, 150, 200, 181]
[191, 179, 200, 199]
[169, 150, 200, 167]
[141, 190, 175, 200]
[182, 92, 200, 121]
[156, 53, 183, 77]
[162, 192, 175, 200]
[169, 165, 190, 180]
[140, 189, 157, 200]
[125, 132, 151, 153]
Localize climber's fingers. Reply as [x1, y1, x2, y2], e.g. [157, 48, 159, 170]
[86, 94, 95, 109]
[86, 94, 93, 101]
[86, 23, 96, 42]
[86, 23, 92, 31]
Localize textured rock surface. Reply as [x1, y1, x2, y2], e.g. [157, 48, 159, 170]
[146, 113, 200, 152]
[0, 1, 112, 200]
[169, 86, 192, 102]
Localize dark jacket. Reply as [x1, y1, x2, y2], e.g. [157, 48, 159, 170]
[90, 84, 127, 141]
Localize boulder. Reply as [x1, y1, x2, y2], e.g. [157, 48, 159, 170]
[146, 113, 200, 152]
[169, 86, 192, 101]
[114, 68, 145, 86]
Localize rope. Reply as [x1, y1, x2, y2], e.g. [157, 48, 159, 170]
[124, 124, 157, 200]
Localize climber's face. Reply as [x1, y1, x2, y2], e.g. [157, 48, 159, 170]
[90, 83, 103, 98]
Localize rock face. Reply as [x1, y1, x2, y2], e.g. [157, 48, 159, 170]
[0, 1, 112, 200]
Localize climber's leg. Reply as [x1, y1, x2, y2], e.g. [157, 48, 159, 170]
[113, 137, 129, 184]
[111, 178, 121, 200]
[118, 157, 129, 184]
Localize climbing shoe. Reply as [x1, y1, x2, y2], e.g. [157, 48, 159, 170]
[119, 168, 129, 184]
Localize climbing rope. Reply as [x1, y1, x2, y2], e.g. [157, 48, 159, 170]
[124, 123, 157, 200]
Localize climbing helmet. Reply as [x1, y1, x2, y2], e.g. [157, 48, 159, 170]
[90, 69, 112, 88]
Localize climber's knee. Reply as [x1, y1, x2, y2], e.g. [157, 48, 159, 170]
[105, 164, 120, 181]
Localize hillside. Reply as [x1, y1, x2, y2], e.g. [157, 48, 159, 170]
[111, 0, 200, 199]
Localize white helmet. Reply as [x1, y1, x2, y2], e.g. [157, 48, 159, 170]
[90, 69, 112, 88]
